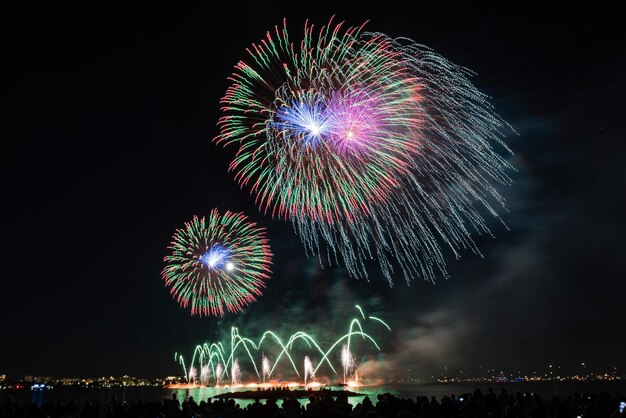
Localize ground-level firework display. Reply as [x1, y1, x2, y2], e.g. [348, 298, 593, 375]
[215, 18, 513, 286]
[173, 306, 390, 388]
[162, 210, 272, 317]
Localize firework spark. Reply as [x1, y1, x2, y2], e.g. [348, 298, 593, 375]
[162, 210, 272, 316]
[215, 18, 513, 285]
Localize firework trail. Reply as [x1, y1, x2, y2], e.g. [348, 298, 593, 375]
[341, 344, 354, 384]
[188, 366, 197, 384]
[200, 364, 210, 385]
[262, 354, 271, 383]
[162, 210, 272, 316]
[215, 363, 224, 385]
[304, 356, 315, 387]
[215, 18, 513, 285]
[231, 358, 242, 385]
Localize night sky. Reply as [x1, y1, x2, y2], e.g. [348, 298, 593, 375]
[2, 3, 625, 379]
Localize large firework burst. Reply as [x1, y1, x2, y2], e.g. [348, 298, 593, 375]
[215, 18, 513, 285]
[162, 210, 272, 316]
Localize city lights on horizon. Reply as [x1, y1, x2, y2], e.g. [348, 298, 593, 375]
[1, 364, 623, 392]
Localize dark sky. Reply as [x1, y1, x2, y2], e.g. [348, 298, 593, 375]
[2, 2, 625, 379]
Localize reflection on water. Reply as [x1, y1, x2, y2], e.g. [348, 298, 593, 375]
[3, 382, 626, 408]
[30, 389, 44, 408]
[167, 386, 372, 408]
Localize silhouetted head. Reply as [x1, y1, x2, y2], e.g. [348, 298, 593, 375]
[364, 410, 379, 418]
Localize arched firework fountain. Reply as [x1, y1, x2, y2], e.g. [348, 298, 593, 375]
[174, 306, 390, 387]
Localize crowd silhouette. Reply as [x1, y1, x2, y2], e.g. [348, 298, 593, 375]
[1, 388, 624, 418]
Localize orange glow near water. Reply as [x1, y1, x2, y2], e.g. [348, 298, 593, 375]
[165, 376, 380, 390]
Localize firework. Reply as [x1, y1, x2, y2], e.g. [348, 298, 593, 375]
[262, 354, 271, 383]
[341, 344, 354, 384]
[231, 358, 242, 385]
[200, 364, 210, 385]
[177, 306, 389, 385]
[162, 210, 272, 316]
[215, 363, 224, 385]
[188, 367, 197, 383]
[304, 356, 315, 387]
[215, 18, 513, 285]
